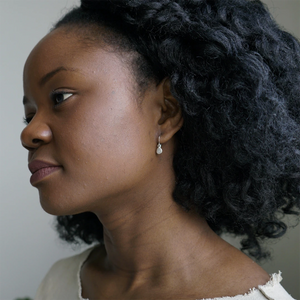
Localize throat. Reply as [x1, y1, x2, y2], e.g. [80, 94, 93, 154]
[80, 212, 222, 299]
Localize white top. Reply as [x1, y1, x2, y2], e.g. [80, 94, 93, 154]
[34, 246, 295, 300]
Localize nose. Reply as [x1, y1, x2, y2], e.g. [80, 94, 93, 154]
[20, 115, 52, 151]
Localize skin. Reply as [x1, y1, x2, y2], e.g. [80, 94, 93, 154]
[21, 27, 269, 299]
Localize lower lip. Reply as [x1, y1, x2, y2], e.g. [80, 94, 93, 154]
[30, 167, 61, 185]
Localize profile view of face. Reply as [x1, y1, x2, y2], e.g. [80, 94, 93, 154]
[21, 28, 161, 217]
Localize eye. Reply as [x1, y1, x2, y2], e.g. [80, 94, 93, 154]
[51, 91, 73, 106]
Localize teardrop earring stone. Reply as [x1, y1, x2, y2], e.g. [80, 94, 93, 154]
[156, 144, 163, 154]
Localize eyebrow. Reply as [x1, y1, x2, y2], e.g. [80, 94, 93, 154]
[23, 66, 78, 105]
[39, 66, 75, 86]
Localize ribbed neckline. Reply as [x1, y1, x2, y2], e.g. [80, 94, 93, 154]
[77, 246, 96, 300]
[76, 246, 283, 300]
[196, 272, 283, 300]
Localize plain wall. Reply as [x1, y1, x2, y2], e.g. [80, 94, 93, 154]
[0, 2, 84, 300]
[0, 0, 299, 299]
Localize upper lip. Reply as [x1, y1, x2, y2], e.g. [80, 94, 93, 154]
[28, 160, 61, 174]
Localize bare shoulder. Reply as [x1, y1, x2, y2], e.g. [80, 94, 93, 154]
[204, 242, 270, 298]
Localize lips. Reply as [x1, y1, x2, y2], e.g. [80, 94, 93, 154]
[28, 160, 62, 185]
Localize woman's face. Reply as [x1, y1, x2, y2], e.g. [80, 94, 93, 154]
[21, 27, 163, 216]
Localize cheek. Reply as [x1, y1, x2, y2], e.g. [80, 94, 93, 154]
[51, 96, 155, 210]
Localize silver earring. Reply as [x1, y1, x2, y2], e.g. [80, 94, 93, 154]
[156, 136, 163, 155]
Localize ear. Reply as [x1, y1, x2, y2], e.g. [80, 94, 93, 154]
[158, 78, 183, 144]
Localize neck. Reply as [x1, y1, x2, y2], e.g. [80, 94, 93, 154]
[91, 157, 223, 288]
[95, 188, 219, 282]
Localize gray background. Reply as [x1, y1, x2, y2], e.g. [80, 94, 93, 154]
[0, 0, 299, 299]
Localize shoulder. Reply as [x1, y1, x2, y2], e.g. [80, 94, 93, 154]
[197, 273, 296, 300]
[256, 272, 296, 300]
[200, 242, 295, 299]
[34, 246, 96, 300]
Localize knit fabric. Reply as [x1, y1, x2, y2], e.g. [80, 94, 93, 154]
[34, 247, 295, 300]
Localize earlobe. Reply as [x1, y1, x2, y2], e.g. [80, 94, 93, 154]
[158, 79, 183, 144]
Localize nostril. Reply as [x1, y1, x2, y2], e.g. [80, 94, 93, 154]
[21, 142, 36, 152]
[32, 138, 42, 144]
[20, 122, 52, 149]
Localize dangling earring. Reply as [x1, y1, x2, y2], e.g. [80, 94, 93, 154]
[156, 136, 163, 155]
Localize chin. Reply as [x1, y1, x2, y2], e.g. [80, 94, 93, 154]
[39, 195, 84, 216]
[40, 200, 66, 216]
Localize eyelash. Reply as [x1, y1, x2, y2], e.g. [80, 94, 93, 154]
[23, 91, 73, 125]
[23, 116, 32, 125]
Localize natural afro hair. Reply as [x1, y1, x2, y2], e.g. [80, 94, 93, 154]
[53, 0, 300, 260]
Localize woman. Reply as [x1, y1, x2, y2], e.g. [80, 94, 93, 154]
[21, 0, 300, 299]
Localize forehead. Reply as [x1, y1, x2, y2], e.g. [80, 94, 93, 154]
[25, 29, 76, 78]
[23, 27, 129, 86]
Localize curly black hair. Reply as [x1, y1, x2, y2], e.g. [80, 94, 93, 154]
[53, 0, 300, 260]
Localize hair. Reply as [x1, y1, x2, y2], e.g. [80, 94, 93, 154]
[53, 0, 300, 260]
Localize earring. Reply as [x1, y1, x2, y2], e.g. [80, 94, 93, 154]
[156, 136, 163, 155]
